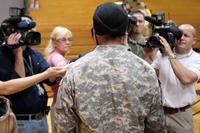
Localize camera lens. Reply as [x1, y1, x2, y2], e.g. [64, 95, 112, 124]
[25, 31, 41, 45]
[146, 35, 162, 48]
[19, 31, 41, 45]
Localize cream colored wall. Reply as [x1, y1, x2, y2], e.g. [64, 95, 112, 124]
[0, 0, 25, 23]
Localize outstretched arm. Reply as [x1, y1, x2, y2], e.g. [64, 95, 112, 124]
[0, 67, 66, 95]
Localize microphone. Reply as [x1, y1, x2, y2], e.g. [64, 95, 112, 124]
[144, 16, 163, 26]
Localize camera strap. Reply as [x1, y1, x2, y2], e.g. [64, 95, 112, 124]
[4, 43, 21, 49]
[23, 55, 44, 95]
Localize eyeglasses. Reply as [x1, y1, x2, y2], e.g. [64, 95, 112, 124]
[56, 38, 72, 42]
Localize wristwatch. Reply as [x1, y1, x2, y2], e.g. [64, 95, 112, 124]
[168, 53, 176, 59]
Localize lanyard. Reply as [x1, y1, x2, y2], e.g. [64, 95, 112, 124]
[23, 55, 44, 95]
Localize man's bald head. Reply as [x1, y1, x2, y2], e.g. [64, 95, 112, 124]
[179, 24, 196, 37]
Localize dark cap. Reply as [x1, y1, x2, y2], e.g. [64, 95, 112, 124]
[93, 2, 128, 36]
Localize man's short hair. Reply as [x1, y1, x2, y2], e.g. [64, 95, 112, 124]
[130, 10, 145, 17]
[93, 2, 128, 36]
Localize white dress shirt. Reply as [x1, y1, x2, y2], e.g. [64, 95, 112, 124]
[151, 49, 200, 108]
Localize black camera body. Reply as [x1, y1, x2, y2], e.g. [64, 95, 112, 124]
[127, 14, 137, 34]
[128, 14, 137, 25]
[145, 12, 183, 49]
[0, 16, 41, 48]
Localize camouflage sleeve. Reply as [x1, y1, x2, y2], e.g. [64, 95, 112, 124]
[54, 75, 78, 133]
[144, 74, 165, 133]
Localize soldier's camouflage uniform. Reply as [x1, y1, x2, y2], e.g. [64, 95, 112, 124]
[54, 45, 165, 133]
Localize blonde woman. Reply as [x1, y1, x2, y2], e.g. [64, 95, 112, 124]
[45, 26, 72, 102]
[45, 26, 72, 67]
[45, 26, 72, 133]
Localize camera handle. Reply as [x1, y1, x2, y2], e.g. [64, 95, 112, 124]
[167, 32, 176, 49]
[5, 43, 21, 49]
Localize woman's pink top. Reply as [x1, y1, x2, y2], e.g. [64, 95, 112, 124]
[47, 50, 69, 104]
[47, 50, 69, 67]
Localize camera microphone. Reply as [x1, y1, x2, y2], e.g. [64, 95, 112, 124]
[16, 20, 36, 30]
[144, 16, 163, 26]
[128, 15, 137, 25]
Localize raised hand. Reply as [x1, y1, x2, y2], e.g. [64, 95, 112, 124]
[45, 67, 67, 78]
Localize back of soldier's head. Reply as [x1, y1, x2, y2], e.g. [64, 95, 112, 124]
[93, 2, 128, 37]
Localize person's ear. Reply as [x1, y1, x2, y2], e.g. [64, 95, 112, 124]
[192, 37, 197, 46]
[90, 28, 94, 37]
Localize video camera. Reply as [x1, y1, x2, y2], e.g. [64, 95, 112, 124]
[145, 12, 183, 49]
[0, 8, 41, 48]
[127, 14, 137, 34]
[128, 14, 137, 25]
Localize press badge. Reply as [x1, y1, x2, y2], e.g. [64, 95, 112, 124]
[36, 84, 44, 95]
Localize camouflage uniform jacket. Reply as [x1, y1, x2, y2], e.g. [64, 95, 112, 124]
[128, 36, 145, 59]
[54, 44, 165, 133]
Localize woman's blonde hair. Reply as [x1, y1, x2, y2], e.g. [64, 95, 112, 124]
[45, 26, 72, 56]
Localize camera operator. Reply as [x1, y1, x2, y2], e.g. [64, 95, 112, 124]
[151, 24, 200, 132]
[127, 10, 154, 63]
[0, 16, 61, 133]
[0, 33, 66, 133]
[128, 10, 145, 58]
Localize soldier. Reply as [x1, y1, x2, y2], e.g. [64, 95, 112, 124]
[54, 2, 165, 132]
